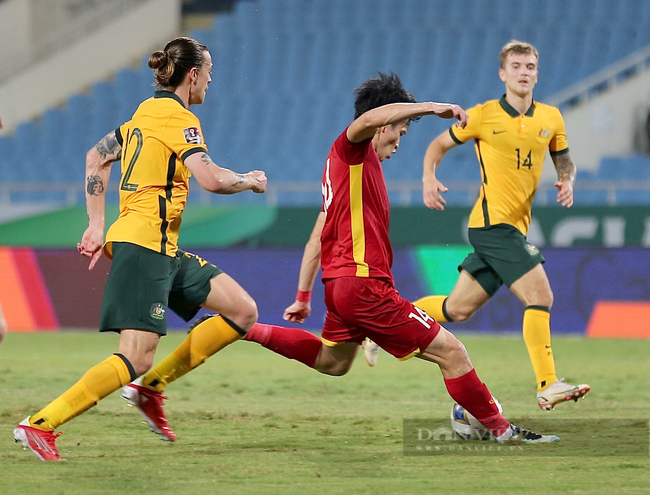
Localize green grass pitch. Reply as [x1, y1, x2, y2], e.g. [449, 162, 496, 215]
[1, 332, 648, 495]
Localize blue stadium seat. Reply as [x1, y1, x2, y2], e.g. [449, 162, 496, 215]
[596, 156, 640, 180]
[191, 28, 216, 50]
[580, 26, 614, 80]
[14, 122, 40, 182]
[0, 136, 17, 182]
[441, 188, 479, 206]
[89, 81, 119, 143]
[615, 0, 649, 26]
[595, 157, 621, 179]
[621, 155, 650, 180]
[572, 168, 610, 205]
[616, 190, 650, 205]
[606, 26, 641, 66]
[6, 0, 650, 208]
[115, 68, 141, 125]
[437, 159, 481, 182]
[38, 109, 66, 182]
[61, 94, 92, 169]
[592, 0, 619, 25]
[574, 189, 611, 205]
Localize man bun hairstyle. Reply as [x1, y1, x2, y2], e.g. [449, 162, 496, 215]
[499, 40, 539, 69]
[354, 72, 417, 120]
[149, 37, 208, 89]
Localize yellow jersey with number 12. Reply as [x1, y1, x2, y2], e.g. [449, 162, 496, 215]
[449, 95, 569, 235]
[105, 90, 207, 258]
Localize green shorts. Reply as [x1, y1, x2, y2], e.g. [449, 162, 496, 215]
[100, 242, 223, 335]
[459, 224, 545, 297]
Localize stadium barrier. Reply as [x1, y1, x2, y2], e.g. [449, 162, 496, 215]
[0, 245, 647, 337]
[0, 205, 649, 248]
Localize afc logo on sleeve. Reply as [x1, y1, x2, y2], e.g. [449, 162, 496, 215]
[183, 127, 203, 145]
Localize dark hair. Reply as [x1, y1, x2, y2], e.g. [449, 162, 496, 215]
[148, 37, 208, 89]
[354, 72, 417, 120]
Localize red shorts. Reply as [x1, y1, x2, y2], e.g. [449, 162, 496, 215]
[321, 277, 440, 360]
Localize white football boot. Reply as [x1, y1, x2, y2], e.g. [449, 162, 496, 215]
[537, 379, 590, 411]
[362, 338, 380, 367]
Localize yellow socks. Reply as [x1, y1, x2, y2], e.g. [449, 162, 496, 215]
[29, 354, 135, 431]
[413, 295, 450, 323]
[141, 315, 243, 392]
[523, 306, 558, 392]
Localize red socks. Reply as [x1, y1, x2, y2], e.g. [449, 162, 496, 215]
[445, 369, 510, 437]
[245, 323, 322, 368]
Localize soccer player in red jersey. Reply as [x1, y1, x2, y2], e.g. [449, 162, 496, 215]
[129, 73, 558, 444]
[245, 73, 558, 443]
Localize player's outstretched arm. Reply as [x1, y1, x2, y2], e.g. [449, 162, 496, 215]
[184, 152, 267, 195]
[283, 211, 326, 324]
[78, 130, 121, 270]
[422, 131, 459, 210]
[552, 152, 576, 208]
[347, 102, 468, 143]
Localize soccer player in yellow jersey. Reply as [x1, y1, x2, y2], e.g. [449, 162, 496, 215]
[14, 37, 267, 461]
[415, 40, 590, 411]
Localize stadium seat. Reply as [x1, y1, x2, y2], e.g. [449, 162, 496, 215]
[622, 155, 650, 180]
[579, 26, 614, 80]
[596, 157, 622, 180]
[574, 168, 611, 205]
[0, 135, 17, 182]
[38, 109, 66, 183]
[5, 0, 650, 208]
[616, 190, 650, 205]
[575, 189, 611, 205]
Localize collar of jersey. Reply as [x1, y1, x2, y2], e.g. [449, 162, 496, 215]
[499, 94, 535, 118]
[154, 90, 186, 108]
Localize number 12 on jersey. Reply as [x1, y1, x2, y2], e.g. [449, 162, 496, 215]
[121, 128, 143, 192]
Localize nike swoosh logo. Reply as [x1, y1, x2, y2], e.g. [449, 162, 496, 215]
[492, 130, 506, 135]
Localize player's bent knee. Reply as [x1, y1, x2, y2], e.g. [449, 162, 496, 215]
[315, 357, 353, 376]
[319, 364, 351, 377]
[448, 307, 473, 323]
[448, 336, 471, 367]
[530, 291, 553, 309]
[241, 300, 259, 330]
[229, 298, 258, 332]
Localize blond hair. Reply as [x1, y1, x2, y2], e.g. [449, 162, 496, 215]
[499, 40, 539, 69]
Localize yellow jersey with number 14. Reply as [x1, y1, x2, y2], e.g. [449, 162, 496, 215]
[105, 90, 207, 258]
[449, 95, 569, 235]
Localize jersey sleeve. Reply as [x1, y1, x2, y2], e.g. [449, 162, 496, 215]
[164, 111, 208, 162]
[448, 104, 482, 144]
[333, 127, 371, 165]
[115, 122, 130, 146]
[549, 108, 569, 156]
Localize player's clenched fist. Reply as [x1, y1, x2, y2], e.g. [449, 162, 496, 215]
[247, 170, 267, 193]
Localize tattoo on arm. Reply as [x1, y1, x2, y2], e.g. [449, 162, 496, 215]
[232, 173, 246, 187]
[553, 153, 576, 184]
[95, 131, 122, 161]
[200, 153, 215, 165]
[86, 175, 105, 196]
[201, 153, 246, 189]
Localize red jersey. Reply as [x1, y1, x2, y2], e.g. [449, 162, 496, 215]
[320, 128, 393, 284]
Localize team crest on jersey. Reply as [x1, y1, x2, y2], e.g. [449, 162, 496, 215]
[183, 126, 203, 145]
[526, 243, 539, 256]
[150, 303, 166, 320]
[538, 128, 551, 138]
